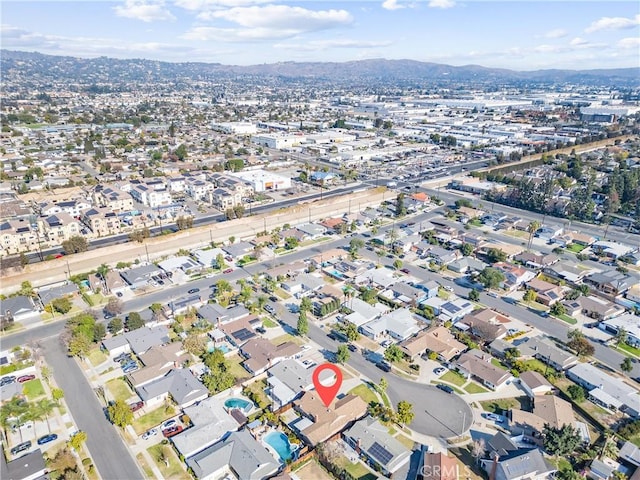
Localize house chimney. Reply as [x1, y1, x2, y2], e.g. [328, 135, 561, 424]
[355, 438, 362, 454]
[489, 455, 499, 480]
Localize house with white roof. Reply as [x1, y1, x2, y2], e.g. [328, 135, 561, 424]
[600, 314, 640, 347]
[360, 308, 422, 341]
[266, 359, 314, 411]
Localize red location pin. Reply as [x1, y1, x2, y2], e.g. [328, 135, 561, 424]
[312, 363, 343, 407]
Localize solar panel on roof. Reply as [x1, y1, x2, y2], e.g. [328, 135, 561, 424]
[233, 328, 255, 342]
[368, 442, 394, 465]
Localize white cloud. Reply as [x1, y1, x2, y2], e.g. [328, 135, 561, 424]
[197, 5, 352, 34]
[0, 24, 59, 48]
[544, 28, 567, 39]
[428, 0, 455, 9]
[617, 37, 640, 49]
[274, 38, 393, 51]
[114, 0, 176, 22]
[585, 14, 640, 33]
[570, 37, 587, 46]
[382, 0, 404, 11]
[174, 0, 267, 10]
[182, 25, 298, 41]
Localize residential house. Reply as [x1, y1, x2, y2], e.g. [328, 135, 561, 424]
[354, 267, 396, 289]
[0, 296, 40, 322]
[281, 273, 324, 298]
[40, 212, 81, 246]
[343, 416, 412, 477]
[493, 262, 536, 290]
[456, 309, 508, 343]
[587, 459, 616, 480]
[264, 261, 308, 281]
[447, 257, 488, 274]
[129, 182, 172, 208]
[379, 282, 427, 308]
[518, 336, 579, 372]
[423, 246, 460, 266]
[600, 314, 640, 347]
[342, 298, 388, 328]
[92, 185, 134, 212]
[453, 349, 512, 390]
[101, 325, 170, 357]
[519, 371, 554, 398]
[119, 264, 163, 290]
[553, 231, 596, 248]
[584, 270, 631, 296]
[186, 430, 279, 480]
[619, 441, 640, 468]
[567, 363, 640, 417]
[171, 396, 240, 459]
[81, 207, 122, 237]
[514, 252, 560, 269]
[525, 278, 565, 306]
[398, 326, 466, 361]
[240, 338, 301, 375]
[222, 241, 254, 260]
[37, 282, 79, 307]
[266, 359, 314, 411]
[543, 261, 595, 284]
[0, 448, 47, 480]
[0, 218, 40, 255]
[509, 395, 574, 443]
[105, 271, 127, 295]
[292, 391, 368, 446]
[422, 452, 459, 480]
[481, 448, 556, 480]
[536, 225, 563, 241]
[126, 342, 190, 388]
[360, 308, 422, 341]
[591, 241, 635, 260]
[579, 295, 625, 321]
[438, 298, 475, 323]
[136, 368, 208, 409]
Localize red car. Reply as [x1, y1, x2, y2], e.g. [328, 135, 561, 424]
[162, 425, 183, 438]
[129, 401, 144, 412]
[223, 268, 233, 274]
[17, 375, 36, 383]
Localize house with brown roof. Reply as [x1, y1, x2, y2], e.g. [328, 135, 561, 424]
[398, 326, 466, 361]
[525, 278, 566, 306]
[509, 395, 574, 444]
[423, 452, 459, 480]
[319, 217, 346, 232]
[292, 391, 368, 446]
[457, 309, 508, 343]
[519, 371, 554, 398]
[514, 252, 560, 269]
[239, 338, 302, 375]
[453, 349, 512, 390]
[126, 342, 190, 388]
[493, 262, 536, 290]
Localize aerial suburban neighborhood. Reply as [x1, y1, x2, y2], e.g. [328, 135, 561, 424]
[1, 28, 640, 480]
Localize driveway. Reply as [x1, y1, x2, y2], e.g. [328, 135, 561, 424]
[42, 337, 144, 480]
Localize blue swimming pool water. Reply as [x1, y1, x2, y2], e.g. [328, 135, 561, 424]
[207, 342, 231, 354]
[263, 431, 298, 462]
[224, 398, 252, 412]
[80, 280, 90, 288]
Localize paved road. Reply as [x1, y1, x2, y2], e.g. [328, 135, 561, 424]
[41, 337, 144, 480]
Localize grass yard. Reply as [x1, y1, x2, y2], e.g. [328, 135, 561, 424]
[88, 348, 107, 367]
[555, 313, 578, 325]
[348, 383, 379, 405]
[244, 379, 271, 409]
[271, 333, 305, 346]
[106, 378, 134, 403]
[395, 434, 415, 450]
[262, 318, 278, 328]
[618, 343, 640, 357]
[23, 379, 45, 399]
[135, 453, 154, 479]
[505, 230, 528, 239]
[133, 407, 174, 435]
[523, 358, 550, 373]
[464, 382, 489, 394]
[449, 446, 486, 480]
[491, 358, 508, 370]
[295, 459, 334, 480]
[335, 456, 378, 480]
[147, 443, 189, 479]
[480, 397, 529, 414]
[226, 354, 251, 382]
[567, 243, 586, 253]
[440, 370, 467, 387]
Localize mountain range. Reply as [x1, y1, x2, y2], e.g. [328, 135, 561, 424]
[2, 50, 638, 87]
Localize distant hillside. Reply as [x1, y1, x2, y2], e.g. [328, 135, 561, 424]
[2, 50, 638, 86]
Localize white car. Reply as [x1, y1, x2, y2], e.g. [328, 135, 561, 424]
[142, 428, 158, 440]
[434, 367, 446, 375]
[443, 285, 454, 292]
[161, 419, 177, 430]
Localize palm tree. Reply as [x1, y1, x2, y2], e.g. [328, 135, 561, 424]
[36, 399, 56, 433]
[527, 220, 541, 250]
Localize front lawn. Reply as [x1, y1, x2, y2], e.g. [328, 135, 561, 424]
[271, 333, 306, 346]
[147, 443, 189, 479]
[88, 348, 107, 367]
[395, 434, 415, 450]
[348, 384, 379, 405]
[464, 382, 489, 394]
[491, 358, 508, 370]
[567, 243, 586, 253]
[618, 343, 640, 357]
[554, 313, 577, 325]
[133, 407, 174, 435]
[262, 318, 278, 328]
[106, 378, 134, 403]
[23, 379, 45, 399]
[226, 353, 251, 382]
[335, 456, 377, 480]
[135, 453, 154, 479]
[440, 370, 467, 387]
[480, 397, 528, 414]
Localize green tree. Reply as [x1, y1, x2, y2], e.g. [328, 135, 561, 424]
[551, 302, 566, 316]
[395, 400, 414, 426]
[93, 323, 106, 342]
[468, 289, 480, 301]
[201, 349, 235, 394]
[393, 259, 403, 270]
[378, 377, 388, 394]
[621, 357, 633, 373]
[107, 400, 134, 428]
[300, 297, 312, 313]
[51, 297, 72, 314]
[18, 281, 35, 297]
[485, 248, 507, 263]
[284, 237, 299, 250]
[567, 335, 594, 357]
[477, 267, 505, 290]
[527, 220, 541, 250]
[615, 328, 628, 347]
[51, 388, 64, 405]
[69, 431, 87, 452]
[67, 333, 92, 359]
[460, 243, 474, 257]
[543, 424, 580, 457]
[61, 235, 88, 254]
[395, 193, 406, 217]
[349, 238, 365, 259]
[125, 312, 144, 331]
[384, 344, 403, 363]
[173, 143, 187, 160]
[183, 333, 207, 357]
[105, 297, 123, 315]
[107, 317, 123, 335]
[523, 289, 537, 303]
[336, 345, 350, 364]
[297, 311, 309, 336]
[342, 321, 360, 342]
[567, 384, 586, 402]
[35, 399, 56, 432]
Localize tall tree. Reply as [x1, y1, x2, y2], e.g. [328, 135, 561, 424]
[543, 424, 580, 457]
[297, 311, 309, 336]
[395, 401, 414, 426]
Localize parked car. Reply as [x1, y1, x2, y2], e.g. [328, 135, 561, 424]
[400, 268, 410, 274]
[269, 296, 278, 302]
[436, 384, 454, 394]
[485, 413, 503, 422]
[116, 292, 123, 298]
[161, 419, 177, 430]
[123, 364, 139, 374]
[256, 326, 267, 334]
[380, 339, 392, 348]
[376, 361, 392, 372]
[223, 268, 234, 274]
[347, 344, 358, 353]
[0, 376, 17, 386]
[264, 305, 275, 315]
[103, 311, 115, 320]
[187, 288, 200, 294]
[443, 285, 454, 292]
[142, 428, 157, 440]
[129, 401, 144, 412]
[37, 434, 58, 445]
[162, 425, 183, 438]
[434, 367, 446, 375]
[10, 441, 31, 455]
[17, 375, 36, 383]
[114, 353, 132, 363]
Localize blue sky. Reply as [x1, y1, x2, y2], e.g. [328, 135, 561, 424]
[2, 1, 639, 70]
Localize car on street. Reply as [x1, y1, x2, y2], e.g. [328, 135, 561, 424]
[539, 311, 549, 317]
[10, 441, 32, 455]
[162, 419, 177, 430]
[264, 305, 275, 315]
[162, 425, 183, 438]
[129, 401, 144, 412]
[187, 288, 200, 294]
[269, 296, 278, 302]
[376, 361, 392, 372]
[347, 343, 358, 352]
[436, 384, 454, 394]
[17, 375, 36, 383]
[484, 413, 503, 422]
[443, 285, 454, 292]
[400, 268, 410, 274]
[142, 428, 158, 440]
[103, 311, 115, 320]
[0, 376, 17, 386]
[434, 367, 446, 375]
[223, 268, 234, 274]
[37, 434, 58, 445]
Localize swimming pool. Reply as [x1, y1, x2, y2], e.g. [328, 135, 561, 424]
[263, 431, 298, 462]
[224, 397, 253, 413]
[80, 280, 90, 288]
[207, 342, 231, 354]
